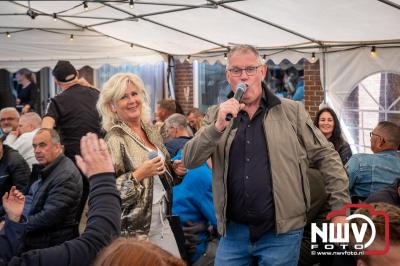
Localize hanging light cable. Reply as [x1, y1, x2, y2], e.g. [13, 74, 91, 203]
[129, 0, 134, 9]
[70, 34, 74, 41]
[83, 1, 88, 11]
[53, 13, 57, 21]
[311, 52, 316, 61]
[6, 31, 11, 38]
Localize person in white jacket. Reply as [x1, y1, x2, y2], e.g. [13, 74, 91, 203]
[8, 112, 41, 169]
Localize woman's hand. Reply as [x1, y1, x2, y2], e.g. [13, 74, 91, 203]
[21, 104, 30, 114]
[133, 156, 165, 181]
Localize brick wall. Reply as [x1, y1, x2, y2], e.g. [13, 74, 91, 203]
[174, 60, 193, 114]
[303, 60, 324, 119]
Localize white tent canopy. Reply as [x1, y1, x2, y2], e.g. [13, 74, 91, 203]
[1, 0, 400, 106]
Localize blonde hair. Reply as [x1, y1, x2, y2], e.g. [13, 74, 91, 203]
[94, 238, 185, 266]
[97, 73, 152, 131]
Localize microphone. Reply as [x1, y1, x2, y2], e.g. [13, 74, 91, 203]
[225, 83, 247, 121]
[148, 150, 158, 160]
[148, 150, 171, 191]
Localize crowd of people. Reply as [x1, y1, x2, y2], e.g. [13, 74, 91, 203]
[0, 44, 399, 266]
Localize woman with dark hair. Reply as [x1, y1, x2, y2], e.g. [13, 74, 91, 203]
[314, 107, 352, 165]
[15, 68, 38, 114]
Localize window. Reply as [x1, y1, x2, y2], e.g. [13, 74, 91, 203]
[341, 72, 400, 153]
[195, 59, 304, 111]
[95, 63, 165, 115]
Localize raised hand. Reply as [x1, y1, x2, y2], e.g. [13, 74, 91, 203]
[2, 186, 25, 222]
[75, 133, 114, 177]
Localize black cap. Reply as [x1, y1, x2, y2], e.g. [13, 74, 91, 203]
[52, 60, 77, 82]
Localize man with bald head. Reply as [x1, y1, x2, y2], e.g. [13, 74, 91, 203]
[8, 112, 41, 168]
[347, 121, 400, 197]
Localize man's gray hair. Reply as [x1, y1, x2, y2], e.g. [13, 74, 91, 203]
[35, 128, 61, 144]
[0, 107, 20, 118]
[165, 113, 188, 129]
[20, 112, 42, 128]
[226, 44, 263, 69]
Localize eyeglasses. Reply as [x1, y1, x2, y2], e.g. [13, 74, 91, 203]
[227, 65, 262, 77]
[370, 131, 385, 142]
[0, 117, 17, 122]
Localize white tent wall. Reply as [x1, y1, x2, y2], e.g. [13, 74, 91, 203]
[324, 47, 400, 113]
[1, 0, 400, 107]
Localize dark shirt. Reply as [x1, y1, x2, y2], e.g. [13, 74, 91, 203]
[0, 172, 121, 266]
[44, 84, 103, 161]
[165, 136, 192, 158]
[17, 83, 38, 108]
[227, 96, 275, 242]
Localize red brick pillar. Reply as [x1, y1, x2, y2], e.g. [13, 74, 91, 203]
[304, 60, 324, 119]
[174, 60, 193, 114]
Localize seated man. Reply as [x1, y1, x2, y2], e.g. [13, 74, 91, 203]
[172, 149, 218, 265]
[0, 135, 30, 217]
[8, 112, 41, 169]
[0, 107, 20, 146]
[347, 121, 400, 197]
[0, 133, 121, 266]
[164, 113, 193, 158]
[22, 128, 83, 251]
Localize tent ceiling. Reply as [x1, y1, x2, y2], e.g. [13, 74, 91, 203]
[1, 0, 400, 70]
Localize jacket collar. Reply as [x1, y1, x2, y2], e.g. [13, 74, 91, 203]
[34, 154, 65, 179]
[227, 81, 281, 110]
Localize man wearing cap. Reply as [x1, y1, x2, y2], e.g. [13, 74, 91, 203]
[41, 60, 102, 228]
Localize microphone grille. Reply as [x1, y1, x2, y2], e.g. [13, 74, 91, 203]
[237, 83, 247, 92]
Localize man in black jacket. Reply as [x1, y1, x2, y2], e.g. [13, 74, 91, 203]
[22, 128, 82, 251]
[0, 132, 121, 266]
[0, 136, 30, 217]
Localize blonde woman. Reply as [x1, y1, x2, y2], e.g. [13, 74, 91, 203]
[97, 73, 180, 257]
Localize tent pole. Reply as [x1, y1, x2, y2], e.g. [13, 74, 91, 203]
[322, 46, 327, 104]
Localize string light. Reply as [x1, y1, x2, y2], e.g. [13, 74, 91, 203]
[6, 31, 10, 38]
[224, 52, 227, 60]
[187, 55, 191, 60]
[130, 43, 133, 49]
[262, 54, 266, 62]
[83, 1, 88, 11]
[370, 46, 376, 57]
[311, 52, 316, 61]
[129, 0, 134, 9]
[53, 13, 57, 21]
[70, 34, 74, 41]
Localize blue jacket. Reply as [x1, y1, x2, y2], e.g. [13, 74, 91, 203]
[347, 150, 400, 197]
[172, 150, 217, 262]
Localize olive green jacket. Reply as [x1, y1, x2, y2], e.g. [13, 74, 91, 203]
[183, 87, 350, 236]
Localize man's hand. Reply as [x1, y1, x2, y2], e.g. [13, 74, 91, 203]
[75, 133, 114, 177]
[2, 186, 25, 222]
[182, 221, 207, 254]
[21, 105, 30, 114]
[214, 98, 245, 132]
[172, 159, 187, 176]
